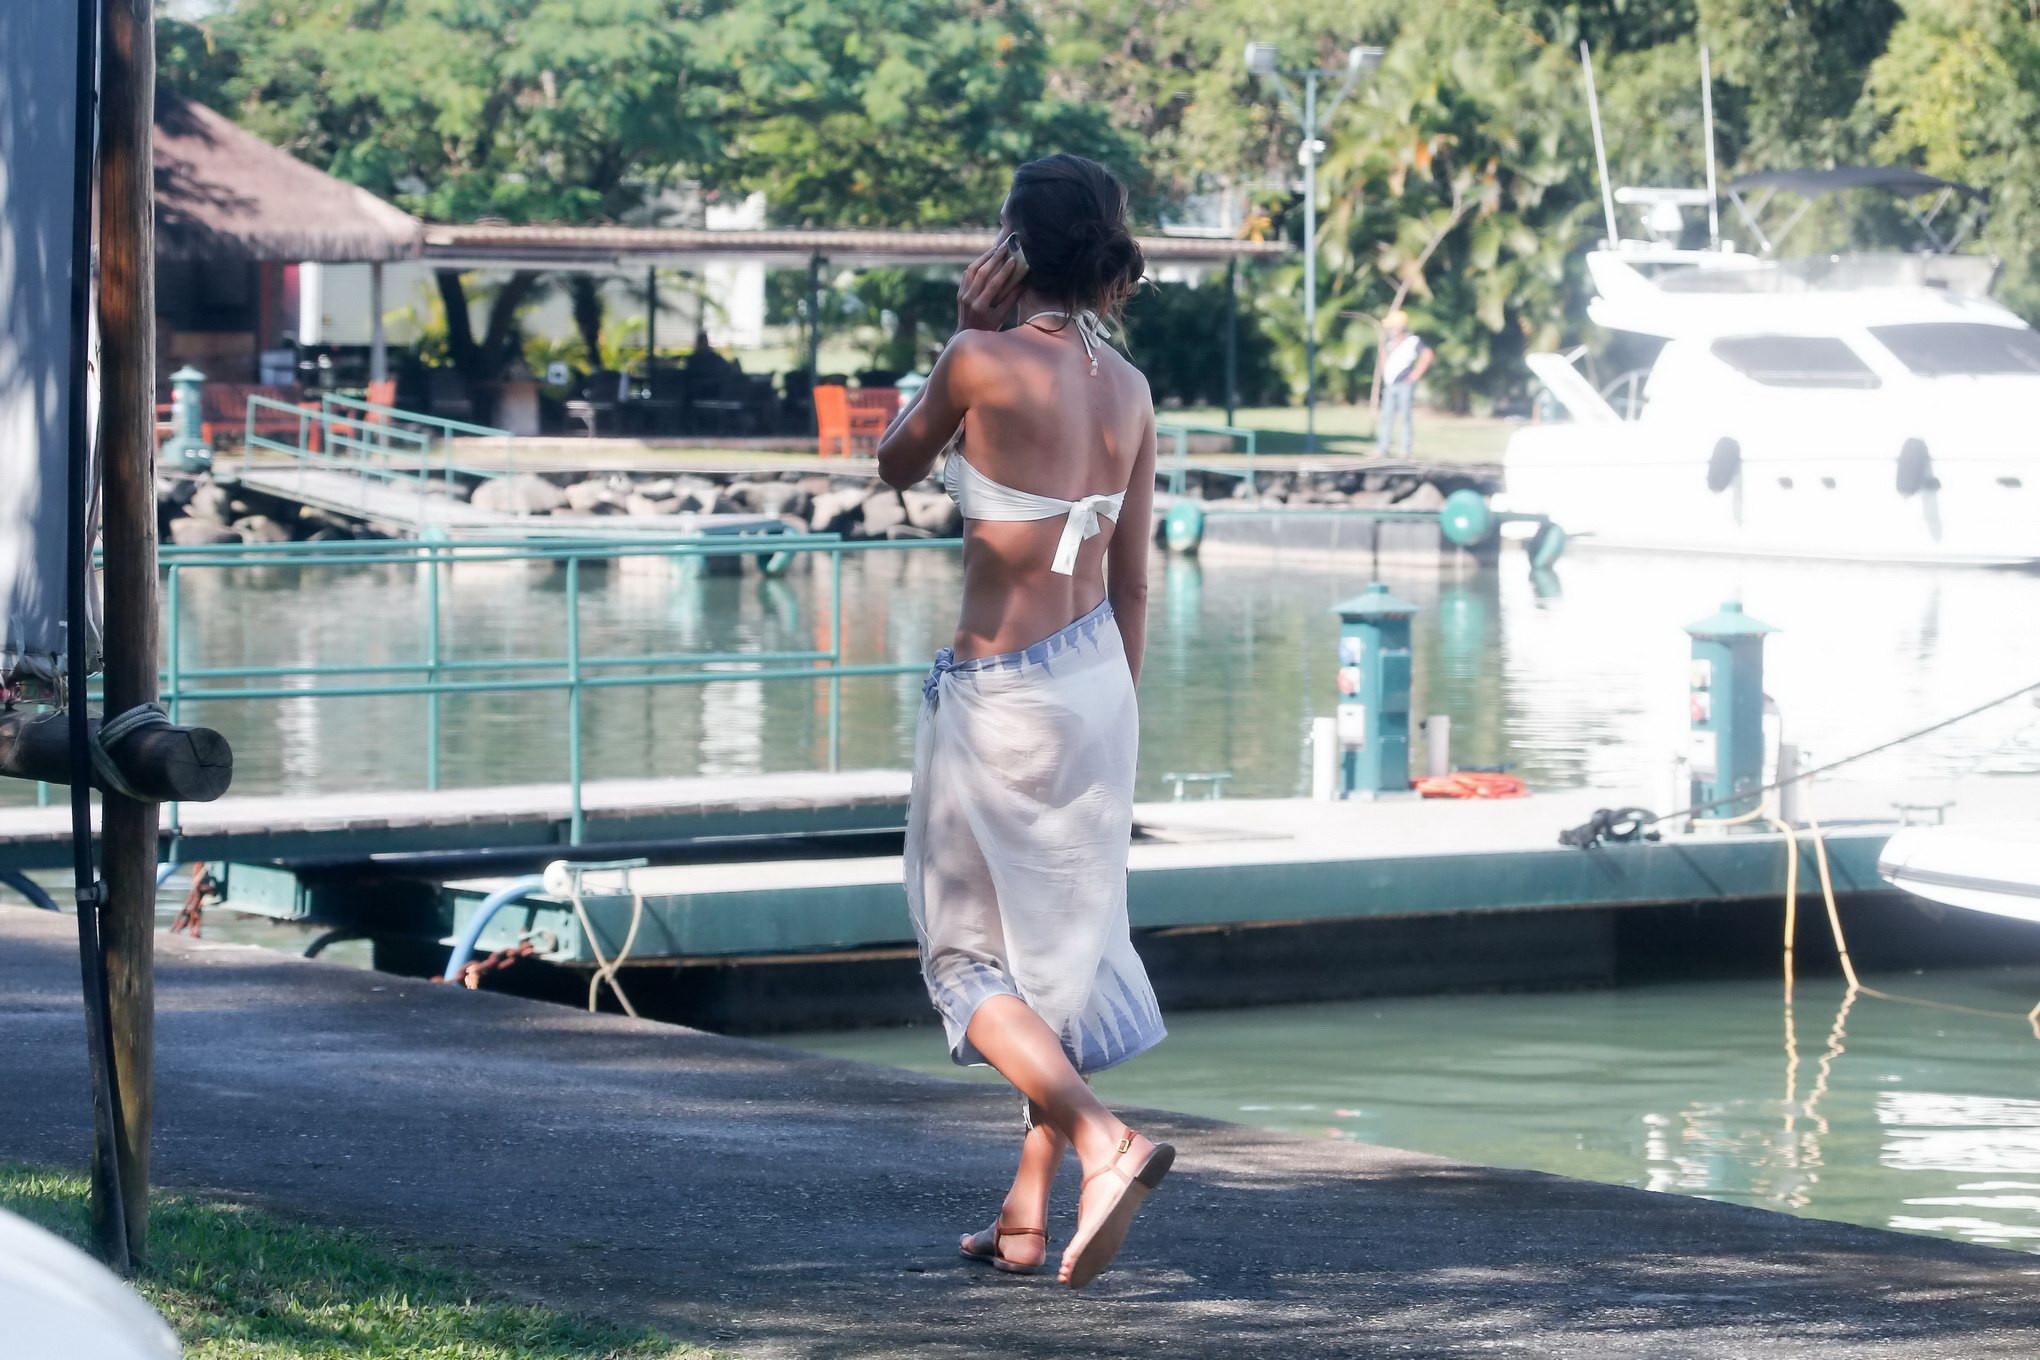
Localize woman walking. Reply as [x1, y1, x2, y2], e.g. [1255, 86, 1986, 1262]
[878, 154, 1172, 1289]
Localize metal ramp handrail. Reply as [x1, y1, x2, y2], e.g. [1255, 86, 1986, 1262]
[242, 395, 518, 511]
[319, 392, 515, 443]
[59, 534, 959, 845]
[321, 392, 522, 484]
[1156, 419, 1260, 495]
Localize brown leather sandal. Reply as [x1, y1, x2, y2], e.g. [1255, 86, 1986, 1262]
[960, 1220, 1048, 1275]
[1061, 1130, 1175, 1289]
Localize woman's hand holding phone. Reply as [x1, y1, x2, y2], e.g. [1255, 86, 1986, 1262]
[956, 234, 1029, 333]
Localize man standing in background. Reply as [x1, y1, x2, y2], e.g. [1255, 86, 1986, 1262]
[1377, 309, 1432, 456]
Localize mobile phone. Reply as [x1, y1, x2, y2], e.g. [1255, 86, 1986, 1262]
[1004, 232, 1029, 276]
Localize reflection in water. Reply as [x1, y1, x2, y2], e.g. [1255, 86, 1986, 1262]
[17, 545, 2037, 807]
[792, 964, 2040, 1254]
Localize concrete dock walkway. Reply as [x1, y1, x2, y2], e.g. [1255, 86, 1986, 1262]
[4, 908, 2039, 1359]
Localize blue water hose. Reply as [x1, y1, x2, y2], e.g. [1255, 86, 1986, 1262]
[1, 870, 61, 913]
[440, 875, 547, 982]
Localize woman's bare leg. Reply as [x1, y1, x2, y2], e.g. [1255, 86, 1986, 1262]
[962, 1106, 1065, 1268]
[965, 995, 1127, 1164]
[966, 995, 1166, 1283]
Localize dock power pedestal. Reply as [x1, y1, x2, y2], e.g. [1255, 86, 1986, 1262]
[1684, 600, 1779, 823]
[1332, 583, 1420, 799]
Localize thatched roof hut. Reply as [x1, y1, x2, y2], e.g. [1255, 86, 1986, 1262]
[154, 91, 422, 264]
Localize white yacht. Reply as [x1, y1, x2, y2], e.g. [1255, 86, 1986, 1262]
[1502, 167, 2040, 567]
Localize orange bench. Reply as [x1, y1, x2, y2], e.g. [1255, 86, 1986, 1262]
[815, 385, 899, 458]
[200, 382, 305, 447]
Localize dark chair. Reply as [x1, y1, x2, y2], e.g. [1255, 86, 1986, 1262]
[688, 374, 755, 438]
[565, 370, 623, 438]
[628, 364, 687, 436]
[424, 368, 473, 423]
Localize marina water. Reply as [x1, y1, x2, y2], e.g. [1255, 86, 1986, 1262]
[14, 542, 2036, 804]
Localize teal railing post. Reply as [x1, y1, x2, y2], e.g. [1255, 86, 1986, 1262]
[165, 565, 183, 836]
[566, 555, 585, 843]
[422, 529, 445, 789]
[828, 548, 843, 772]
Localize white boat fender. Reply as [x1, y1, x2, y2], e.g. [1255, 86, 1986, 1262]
[1707, 438, 1740, 493]
[1896, 438, 1936, 497]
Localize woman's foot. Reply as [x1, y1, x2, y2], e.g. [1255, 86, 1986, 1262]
[1059, 1127, 1175, 1287]
[960, 1218, 1047, 1273]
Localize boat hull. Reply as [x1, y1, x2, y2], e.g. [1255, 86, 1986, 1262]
[1879, 825, 2040, 924]
[1503, 421, 2040, 567]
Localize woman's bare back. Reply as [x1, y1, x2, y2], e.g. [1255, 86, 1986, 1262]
[945, 319, 1155, 660]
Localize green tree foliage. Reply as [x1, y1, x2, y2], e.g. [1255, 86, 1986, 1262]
[1868, 1, 2040, 316]
[1700, 0, 1900, 164]
[702, 0, 1135, 226]
[1492, 0, 1699, 54]
[1123, 277, 1284, 408]
[156, 0, 2040, 414]
[195, 0, 725, 408]
[1264, 9, 1596, 408]
[156, 3, 239, 110]
[1035, 0, 1399, 202]
[216, 0, 721, 222]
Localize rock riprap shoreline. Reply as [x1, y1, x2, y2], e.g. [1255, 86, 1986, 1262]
[156, 464, 1490, 545]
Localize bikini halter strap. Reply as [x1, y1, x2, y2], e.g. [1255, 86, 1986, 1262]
[1021, 308, 1110, 376]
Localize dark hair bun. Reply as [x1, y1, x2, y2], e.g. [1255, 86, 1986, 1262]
[1006, 155, 1146, 322]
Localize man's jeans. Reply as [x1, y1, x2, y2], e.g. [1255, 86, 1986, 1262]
[1381, 381, 1416, 455]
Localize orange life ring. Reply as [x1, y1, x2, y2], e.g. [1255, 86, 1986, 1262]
[1413, 772, 1528, 800]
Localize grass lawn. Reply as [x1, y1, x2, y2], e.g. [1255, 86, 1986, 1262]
[1, 1164, 707, 1360]
[1170, 404, 1516, 463]
[444, 403, 1517, 474]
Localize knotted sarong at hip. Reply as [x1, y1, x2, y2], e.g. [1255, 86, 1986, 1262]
[904, 600, 1166, 1074]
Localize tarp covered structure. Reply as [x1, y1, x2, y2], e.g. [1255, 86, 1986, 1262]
[1, 5, 98, 689]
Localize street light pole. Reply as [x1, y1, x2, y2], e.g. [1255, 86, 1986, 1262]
[1247, 43, 1381, 455]
[1301, 70, 1319, 454]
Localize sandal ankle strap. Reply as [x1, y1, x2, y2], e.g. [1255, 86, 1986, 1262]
[1081, 1131, 1144, 1188]
[996, 1223, 1045, 1238]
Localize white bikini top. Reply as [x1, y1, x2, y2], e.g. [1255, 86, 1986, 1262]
[944, 454, 1125, 576]
[938, 308, 1127, 576]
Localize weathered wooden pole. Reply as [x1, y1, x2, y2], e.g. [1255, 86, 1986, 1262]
[55, 0, 131, 1276]
[98, 0, 159, 1263]
[0, 710, 233, 802]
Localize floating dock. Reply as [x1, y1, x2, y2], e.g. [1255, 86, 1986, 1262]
[225, 460, 793, 540]
[423, 775, 2040, 1025]
[0, 770, 911, 872]
[2, 768, 2001, 1027]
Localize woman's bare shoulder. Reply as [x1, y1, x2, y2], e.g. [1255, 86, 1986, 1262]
[1101, 345, 1153, 407]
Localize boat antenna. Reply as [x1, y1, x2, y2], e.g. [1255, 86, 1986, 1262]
[1700, 44, 1721, 248]
[1580, 42, 1619, 248]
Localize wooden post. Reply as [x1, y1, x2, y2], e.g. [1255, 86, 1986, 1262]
[805, 253, 824, 436]
[645, 265, 658, 363]
[98, 0, 159, 1263]
[1224, 257, 1239, 427]
[0, 710, 233, 802]
[58, 0, 131, 1277]
[368, 262, 387, 386]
